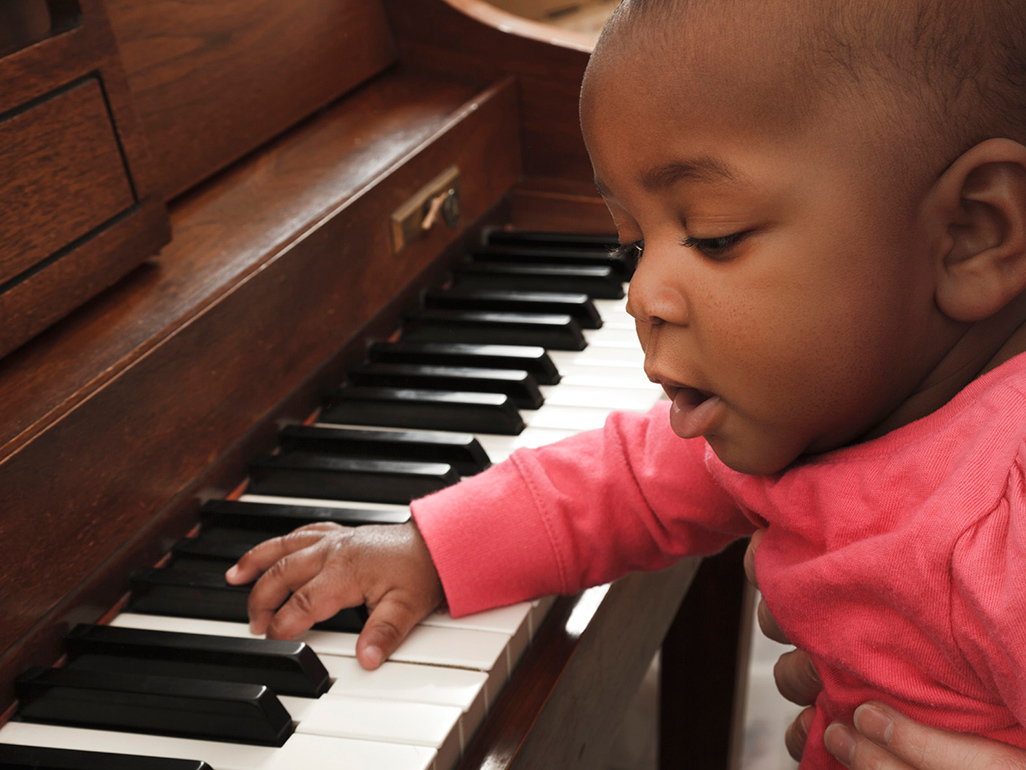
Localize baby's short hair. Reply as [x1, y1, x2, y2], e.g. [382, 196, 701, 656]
[600, 0, 1026, 169]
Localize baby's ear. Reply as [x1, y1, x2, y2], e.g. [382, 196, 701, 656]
[932, 138, 1026, 322]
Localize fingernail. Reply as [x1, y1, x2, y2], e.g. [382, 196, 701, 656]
[225, 565, 239, 581]
[823, 723, 856, 766]
[363, 645, 384, 670]
[854, 703, 893, 745]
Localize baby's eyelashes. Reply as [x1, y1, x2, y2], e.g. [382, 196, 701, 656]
[611, 240, 644, 269]
[681, 231, 748, 260]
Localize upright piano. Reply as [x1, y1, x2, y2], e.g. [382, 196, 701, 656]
[0, 1, 750, 767]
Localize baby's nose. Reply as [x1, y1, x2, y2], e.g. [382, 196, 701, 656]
[626, 272, 689, 327]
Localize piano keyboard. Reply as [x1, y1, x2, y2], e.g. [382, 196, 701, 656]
[0, 232, 663, 770]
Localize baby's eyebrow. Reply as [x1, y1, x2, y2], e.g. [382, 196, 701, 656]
[640, 157, 745, 189]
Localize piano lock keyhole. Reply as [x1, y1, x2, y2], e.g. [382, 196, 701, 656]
[390, 165, 462, 253]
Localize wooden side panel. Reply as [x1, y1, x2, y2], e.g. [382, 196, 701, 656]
[104, 0, 399, 199]
[0, 0, 169, 360]
[0, 78, 133, 283]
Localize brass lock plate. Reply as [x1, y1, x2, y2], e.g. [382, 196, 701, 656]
[390, 165, 461, 253]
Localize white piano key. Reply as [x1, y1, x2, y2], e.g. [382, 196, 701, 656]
[519, 404, 613, 431]
[473, 426, 578, 463]
[537, 384, 662, 411]
[554, 365, 655, 387]
[0, 722, 436, 770]
[239, 493, 410, 513]
[592, 297, 630, 318]
[419, 602, 533, 676]
[321, 657, 488, 749]
[582, 326, 640, 345]
[293, 695, 462, 770]
[546, 347, 644, 369]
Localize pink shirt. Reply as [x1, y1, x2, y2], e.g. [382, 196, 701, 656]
[412, 353, 1026, 768]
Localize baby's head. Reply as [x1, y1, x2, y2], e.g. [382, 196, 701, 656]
[582, 0, 1026, 474]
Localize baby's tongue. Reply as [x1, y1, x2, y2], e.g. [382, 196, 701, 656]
[670, 388, 722, 439]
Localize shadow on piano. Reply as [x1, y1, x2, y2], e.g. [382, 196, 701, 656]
[0, 1, 751, 767]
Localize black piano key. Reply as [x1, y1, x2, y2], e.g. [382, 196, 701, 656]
[248, 452, 459, 504]
[470, 246, 633, 279]
[16, 667, 293, 747]
[279, 424, 491, 475]
[366, 341, 561, 385]
[0, 744, 212, 770]
[401, 308, 586, 351]
[199, 499, 411, 531]
[423, 288, 603, 329]
[484, 229, 619, 250]
[346, 362, 544, 409]
[319, 386, 524, 435]
[171, 529, 272, 563]
[452, 261, 625, 299]
[128, 567, 368, 632]
[64, 624, 330, 698]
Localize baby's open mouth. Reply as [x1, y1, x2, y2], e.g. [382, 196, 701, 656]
[668, 386, 723, 439]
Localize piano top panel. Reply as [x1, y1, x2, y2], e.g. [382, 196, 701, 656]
[103, 0, 399, 200]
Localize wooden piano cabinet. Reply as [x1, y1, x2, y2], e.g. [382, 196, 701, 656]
[0, 69, 521, 712]
[0, 0, 169, 360]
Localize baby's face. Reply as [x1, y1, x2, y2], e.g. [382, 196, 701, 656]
[581, 22, 953, 475]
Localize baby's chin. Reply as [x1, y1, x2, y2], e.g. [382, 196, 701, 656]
[705, 432, 806, 477]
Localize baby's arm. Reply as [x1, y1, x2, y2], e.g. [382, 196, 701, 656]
[225, 521, 442, 670]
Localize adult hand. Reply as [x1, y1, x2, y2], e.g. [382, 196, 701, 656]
[744, 529, 820, 760]
[824, 701, 1026, 769]
[745, 529, 1026, 769]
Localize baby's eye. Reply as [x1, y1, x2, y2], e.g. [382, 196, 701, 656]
[682, 232, 746, 260]
[610, 239, 644, 270]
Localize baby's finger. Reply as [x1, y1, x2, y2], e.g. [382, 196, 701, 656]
[246, 549, 326, 635]
[225, 529, 332, 585]
[773, 648, 821, 706]
[355, 592, 431, 670]
[265, 571, 365, 641]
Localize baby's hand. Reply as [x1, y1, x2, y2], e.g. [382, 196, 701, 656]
[224, 521, 444, 670]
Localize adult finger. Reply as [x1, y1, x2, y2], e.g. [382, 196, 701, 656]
[824, 722, 916, 769]
[774, 648, 821, 706]
[355, 590, 434, 670]
[757, 597, 792, 644]
[743, 528, 765, 586]
[832, 701, 1026, 770]
[785, 706, 816, 762]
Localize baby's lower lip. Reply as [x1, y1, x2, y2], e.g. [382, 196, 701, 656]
[669, 386, 723, 439]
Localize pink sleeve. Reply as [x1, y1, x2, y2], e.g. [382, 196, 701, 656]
[411, 402, 753, 617]
[950, 458, 1026, 726]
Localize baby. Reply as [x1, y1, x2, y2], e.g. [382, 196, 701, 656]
[227, 0, 1026, 766]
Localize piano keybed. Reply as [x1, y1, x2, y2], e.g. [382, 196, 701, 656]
[0, 231, 665, 770]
